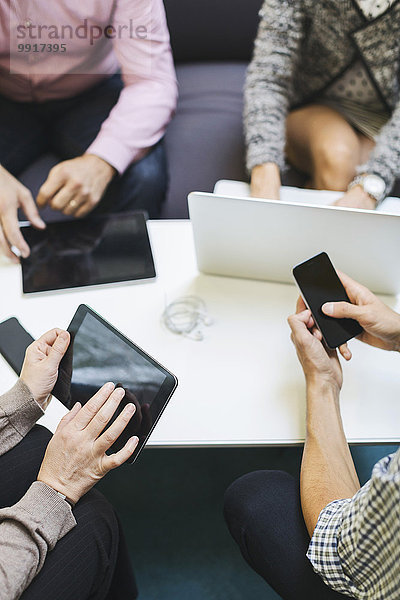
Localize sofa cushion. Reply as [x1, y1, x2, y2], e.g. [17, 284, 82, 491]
[162, 62, 248, 218]
[164, 0, 263, 63]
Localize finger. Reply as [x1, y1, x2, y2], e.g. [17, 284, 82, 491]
[339, 343, 352, 361]
[102, 436, 139, 472]
[306, 314, 315, 329]
[18, 190, 46, 229]
[332, 196, 346, 207]
[49, 186, 79, 212]
[0, 210, 30, 258]
[35, 328, 66, 349]
[46, 331, 71, 367]
[62, 196, 85, 216]
[95, 402, 136, 452]
[296, 296, 307, 313]
[0, 224, 19, 262]
[37, 170, 65, 207]
[74, 201, 95, 219]
[288, 311, 315, 347]
[322, 301, 363, 322]
[87, 387, 127, 437]
[312, 327, 323, 341]
[117, 386, 142, 428]
[287, 309, 312, 332]
[73, 382, 115, 430]
[56, 402, 81, 432]
[336, 270, 369, 303]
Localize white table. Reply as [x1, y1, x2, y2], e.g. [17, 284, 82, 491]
[1, 220, 399, 446]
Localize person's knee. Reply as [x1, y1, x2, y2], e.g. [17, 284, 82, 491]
[120, 144, 168, 217]
[224, 470, 293, 537]
[313, 138, 358, 190]
[20, 490, 121, 600]
[74, 488, 118, 553]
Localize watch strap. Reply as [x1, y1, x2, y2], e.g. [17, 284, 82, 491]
[55, 490, 75, 508]
[348, 174, 385, 205]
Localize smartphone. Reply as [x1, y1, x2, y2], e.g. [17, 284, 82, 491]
[292, 252, 363, 348]
[0, 317, 34, 374]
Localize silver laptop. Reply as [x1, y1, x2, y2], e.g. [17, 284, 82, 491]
[188, 190, 400, 295]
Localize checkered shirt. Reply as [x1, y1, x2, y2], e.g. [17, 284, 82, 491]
[307, 447, 400, 599]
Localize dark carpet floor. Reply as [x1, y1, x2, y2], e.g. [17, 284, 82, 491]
[98, 444, 398, 600]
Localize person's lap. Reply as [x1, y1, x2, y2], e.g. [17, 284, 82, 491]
[0, 424, 137, 600]
[224, 470, 348, 600]
[0, 94, 48, 177]
[285, 103, 375, 190]
[0, 75, 167, 219]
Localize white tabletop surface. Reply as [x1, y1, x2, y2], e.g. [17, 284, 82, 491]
[1, 219, 399, 446]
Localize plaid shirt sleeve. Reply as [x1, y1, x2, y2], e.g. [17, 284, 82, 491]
[307, 448, 400, 600]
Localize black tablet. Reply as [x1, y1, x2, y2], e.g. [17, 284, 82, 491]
[53, 305, 178, 464]
[20, 211, 156, 293]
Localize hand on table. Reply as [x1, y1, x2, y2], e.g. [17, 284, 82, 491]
[250, 162, 281, 200]
[0, 165, 46, 262]
[37, 383, 138, 505]
[322, 272, 400, 355]
[288, 297, 343, 394]
[333, 185, 376, 210]
[37, 154, 116, 219]
[20, 329, 70, 410]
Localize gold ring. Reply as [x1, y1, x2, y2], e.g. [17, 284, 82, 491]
[69, 200, 77, 209]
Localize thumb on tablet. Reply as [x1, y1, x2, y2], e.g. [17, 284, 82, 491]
[48, 331, 70, 367]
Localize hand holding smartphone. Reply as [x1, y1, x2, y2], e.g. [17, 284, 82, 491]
[292, 252, 363, 349]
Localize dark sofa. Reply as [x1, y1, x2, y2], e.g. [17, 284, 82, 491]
[19, 0, 263, 220]
[161, 0, 263, 217]
[19, 0, 398, 219]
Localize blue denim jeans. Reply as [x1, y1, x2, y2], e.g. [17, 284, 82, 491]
[0, 74, 168, 219]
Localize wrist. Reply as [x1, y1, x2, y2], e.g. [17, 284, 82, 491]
[306, 378, 341, 402]
[348, 173, 386, 206]
[38, 481, 76, 508]
[37, 474, 80, 506]
[85, 154, 117, 182]
[349, 185, 377, 208]
[252, 162, 280, 179]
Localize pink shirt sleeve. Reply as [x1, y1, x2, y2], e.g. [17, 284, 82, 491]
[86, 0, 178, 173]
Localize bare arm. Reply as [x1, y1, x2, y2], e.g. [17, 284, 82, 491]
[250, 162, 281, 200]
[288, 300, 360, 536]
[301, 382, 360, 535]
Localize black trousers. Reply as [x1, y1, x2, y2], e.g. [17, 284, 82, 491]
[224, 470, 348, 600]
[0, 425, 138, 600]
[0, 74, 168, 219]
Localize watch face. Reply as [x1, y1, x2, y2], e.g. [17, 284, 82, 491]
[364, 175, 386, 197]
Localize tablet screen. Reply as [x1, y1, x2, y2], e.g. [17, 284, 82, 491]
[53, 305, 177, 463]
[21, 212, 156, 293]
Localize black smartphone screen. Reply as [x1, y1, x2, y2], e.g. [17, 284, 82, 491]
[292, 252, 363, 348]
[0, 318, 34, 375]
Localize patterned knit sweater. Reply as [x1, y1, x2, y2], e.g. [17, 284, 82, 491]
[244, 0, 400, 193]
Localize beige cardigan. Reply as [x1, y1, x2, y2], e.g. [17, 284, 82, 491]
[0, 380, 76, 600]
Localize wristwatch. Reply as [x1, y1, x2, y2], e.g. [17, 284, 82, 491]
[348, 173, 386, 206]
[55, 490, 75, 509]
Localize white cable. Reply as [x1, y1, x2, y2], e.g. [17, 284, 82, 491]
[162, 296, 214, 341]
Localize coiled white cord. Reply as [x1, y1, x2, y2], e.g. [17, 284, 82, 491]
[162, 296, 214, 341]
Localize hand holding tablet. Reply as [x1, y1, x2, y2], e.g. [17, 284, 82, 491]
[53, 305, 178, 463]
[0, 305, 178, 467]
[37, 383, 140, 505]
